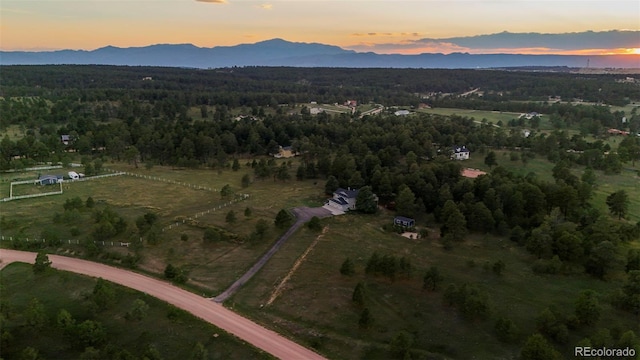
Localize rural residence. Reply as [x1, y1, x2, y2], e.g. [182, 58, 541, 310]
[394, 216, 415, 228]
[325, 187, 360, 212]
[39, 175, 63, 185]
[451, 145, 470, 160]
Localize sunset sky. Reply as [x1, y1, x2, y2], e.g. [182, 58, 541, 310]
[1, 0, 638, 55]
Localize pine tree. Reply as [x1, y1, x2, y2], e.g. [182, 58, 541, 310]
[33, 251, 52, 274]
[340, 258, 355, 276]
[274, 209, 294, 229]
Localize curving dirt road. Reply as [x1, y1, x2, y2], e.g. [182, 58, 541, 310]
[0, 249, 326, 360]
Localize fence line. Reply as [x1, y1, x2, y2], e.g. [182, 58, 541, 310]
[3, 172, 126, 202]
[6, 190, 63, 201]
[105, 169, 217, 192]
[162, 194, 250, 232]
[0, 235, 132, 248]
[10, 179, 38, 185]
[70, 172, 125, 182]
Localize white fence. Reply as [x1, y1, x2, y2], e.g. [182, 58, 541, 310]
[105, 169, 218, 192]
[2, 172, 125, 202]
[70, 172, 125, 182]
[162, 193, 250, 232]
[0, 235, 132, 248]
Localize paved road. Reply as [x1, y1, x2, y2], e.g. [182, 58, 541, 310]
[214, 206, 332, 303]
[0, 249, 326, 360]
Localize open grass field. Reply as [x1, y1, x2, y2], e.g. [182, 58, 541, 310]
[0, 262, 271, 360]
[417, 107, 527, 125]
[415, 107, 566, 131]
[0, 124, 28, 141]
[231, 212, 639, 359]
[0, 159, 328, 294]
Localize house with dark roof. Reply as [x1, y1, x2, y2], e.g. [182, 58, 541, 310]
[325, 187, 360, 212]
[394, 216, 415, 228]
[451, 145, 470, 160]
[39, 175, 63, 185]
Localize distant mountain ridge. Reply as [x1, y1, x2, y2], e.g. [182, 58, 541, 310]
[1, 38, 638, 69]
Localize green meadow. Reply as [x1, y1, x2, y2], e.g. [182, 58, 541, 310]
[0, 262, 271, 360]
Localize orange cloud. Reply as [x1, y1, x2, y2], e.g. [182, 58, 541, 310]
[351, 32, 423, 38]
[258, 3, 273, 10]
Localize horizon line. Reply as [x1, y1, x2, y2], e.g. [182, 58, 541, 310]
[2, 40, 640, 57]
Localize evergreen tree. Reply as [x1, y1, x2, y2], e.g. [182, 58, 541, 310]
[306, 216, 322, 232]
[325, 175, 339, 195]
[225, 210, 237, 224]
[241, 173, 252, 188]
[358, 307, 373, 329]
[484, 151, 498, 169]
[575, 290, 601, 326]
[606, 190, 629, 219]
[423, 266, 443, 291]
[494, 317, 518, 343]
[91, 278, 116, 311]
[274, 209, 294, 229]
[33, 252, 51, 274]
[440, 200, 467, 242]
[253, 219, 269, 240]
[25, 298, 46, 330]
[355, 186, 378, 214]
[352, 282, 366, 306]
[520, 333, 562, 360]
[340, 257, 355, 276]
[395, 186, 416, 218]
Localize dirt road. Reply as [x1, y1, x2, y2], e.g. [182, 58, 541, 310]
[0, 249, 326, 360]
[213, 206, 332, 303]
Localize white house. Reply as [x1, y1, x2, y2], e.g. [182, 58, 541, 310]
[451, 145, 470, 160]
[394, 110, 410, 116]
[325, 188, 359, 212]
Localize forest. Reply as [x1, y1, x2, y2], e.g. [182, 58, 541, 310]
[1, 65, 639, 359]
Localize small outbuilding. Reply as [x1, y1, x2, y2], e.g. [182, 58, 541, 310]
[39, 175, 63, 185]
[394, 216, 415, 228]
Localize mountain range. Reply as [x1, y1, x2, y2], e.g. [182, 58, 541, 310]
[1, 38, 638, 69]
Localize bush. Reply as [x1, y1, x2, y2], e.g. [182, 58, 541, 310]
[306, 216, 322, 232]
[340, 258, 355, 276]
[274, 209, 294, 229]
[532, 256, 563, 274]
[164, 264, 179, 279]
[203, 228, 220, 243]
[494, 317, 518, 343]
